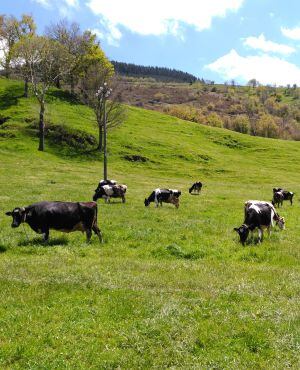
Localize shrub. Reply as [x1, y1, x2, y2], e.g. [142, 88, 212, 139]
[231, 115, 250, 134]
[255, 114, 279, 138]
[206, 113, 223, 128]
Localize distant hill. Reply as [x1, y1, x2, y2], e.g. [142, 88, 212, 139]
[112, 61, 199, 83]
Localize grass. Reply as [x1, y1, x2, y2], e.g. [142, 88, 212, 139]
[0, 77, 300, 368]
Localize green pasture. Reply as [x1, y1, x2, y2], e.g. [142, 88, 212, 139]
[0, 78, 299, 368]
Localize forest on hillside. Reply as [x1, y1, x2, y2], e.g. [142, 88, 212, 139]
[112, 61, 200, 83]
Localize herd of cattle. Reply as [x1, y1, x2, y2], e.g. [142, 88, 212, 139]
[5, 180, 294, 246]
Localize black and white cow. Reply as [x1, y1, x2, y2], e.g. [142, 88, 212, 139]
[189, 181, 202, 194]
[234, 200, 285, 245]
[93, 184, 127, 203]
[272, 191, 284, 208]
[5, 201, 102, 242]
[273, 188, 294, 206]
[144, 188, 181, 208]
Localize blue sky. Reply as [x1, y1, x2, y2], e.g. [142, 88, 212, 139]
[2, 0, 300, 85]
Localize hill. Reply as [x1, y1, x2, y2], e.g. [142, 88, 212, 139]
[116, 76, 300, 140]
[0, 77, 300, 368]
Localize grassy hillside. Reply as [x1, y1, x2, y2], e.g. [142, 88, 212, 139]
[0, 78, 300, 368]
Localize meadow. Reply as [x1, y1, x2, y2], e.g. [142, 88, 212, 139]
[0, 78, 300, 368]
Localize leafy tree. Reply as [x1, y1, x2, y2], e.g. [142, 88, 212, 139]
[248, 78, 259, 88]
[13, 35, 73, 151]
[0, 14, 35, 81]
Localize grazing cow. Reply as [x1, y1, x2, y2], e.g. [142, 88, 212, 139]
[144, 188, 181, 208]
[273, 188, 294, 205]
[234, 200, 285, 245]
[272, 191, 284, 208]
[93, 184, 127, 203]
[189, 181, 202, 194]
[5, 201, 102, 242]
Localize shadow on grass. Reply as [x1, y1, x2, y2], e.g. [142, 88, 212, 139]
[18, 236, 69, 247]
[46, 89, 81, 105]
[0, 245, 7, 253]
[0, 84, 24, 109]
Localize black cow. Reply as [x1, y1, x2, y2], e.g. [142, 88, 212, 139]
[93, 184, 127, 203]
[5, 201, 102, 242]
[144, 188, 181, 208]
[273, 188, 294, 205]
[189, 182, 202, 194]
[234, 201, 285, 245]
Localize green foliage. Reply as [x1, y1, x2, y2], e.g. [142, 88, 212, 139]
[231, 114, 251, 134]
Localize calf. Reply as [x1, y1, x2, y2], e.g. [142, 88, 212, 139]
[93, 184, 127, 203]
[144, 188, 181, 208]
[234, 201, 285, 245]
[273, 188, 294, 205]
[5, 201, 102, 242]
[189, 182, 202, 194]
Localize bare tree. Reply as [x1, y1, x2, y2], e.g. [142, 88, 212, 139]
[13, 35, 73, 151]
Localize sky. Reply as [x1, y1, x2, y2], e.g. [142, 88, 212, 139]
[2, 0, 300, 85]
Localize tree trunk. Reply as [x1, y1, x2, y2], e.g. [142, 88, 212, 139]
[103, 99, 107, 180]
[4, 59, 10, 79]
[24, 77, 29, 98]
[38, 101, 45, 151]
[55, 76, 60, 89]
[70, 74, 74, 94]
[98, 124, 103, 151]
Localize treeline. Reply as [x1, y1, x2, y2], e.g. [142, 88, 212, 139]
[112, 61, 199, 83]
[0, 14, 125, 152]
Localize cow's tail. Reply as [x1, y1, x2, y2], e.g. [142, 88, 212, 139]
[93, 202, 98, 227]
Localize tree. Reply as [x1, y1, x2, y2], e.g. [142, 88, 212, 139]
[248, 78, 259, 88]
[0, 14, 35, 81]
[231, 115, 250, 134]
[13, 35, 73, 151]
[46, 20, 107, 94]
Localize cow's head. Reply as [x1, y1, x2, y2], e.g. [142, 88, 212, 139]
[144, 198, 150, 207]
[93, 188, 103, 201]
[5, 207, 27, 228]
[234, 224, 249, 245]
[276, 216, 285, 230]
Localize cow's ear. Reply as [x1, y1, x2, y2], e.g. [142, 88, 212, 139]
[5, 211, 12, 216]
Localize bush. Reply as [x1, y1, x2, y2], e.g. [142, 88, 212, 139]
[231, 115, 250, 134]
[206, 113, 223, 128]
[255, 114, 279, 138]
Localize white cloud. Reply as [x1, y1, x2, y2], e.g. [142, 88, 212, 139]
[92, 22, 122, 47]
[32, 0, 78, 8]
[243, 33, 295, 55]
[86, 0, 244, 44]
[281, 26, 300, 40]
[206, 49, 300, 85]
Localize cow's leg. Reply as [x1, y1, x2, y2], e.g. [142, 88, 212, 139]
[86, 229, 92, 242]
[290, 197, 293, 205]
[42, 228, 49, 242]
[258, 228, 263, 243]
[122, 195, 125, 203]
[92, 224, 103, 243]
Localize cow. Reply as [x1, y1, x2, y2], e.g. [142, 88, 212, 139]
[144, 188, 181, 208]
[93, 184, 127, 203]
[272, 191, 284, 208]
[189, 181, 202, 194]
[5, 201, 102, 242]
[273, 188, 294, 205]
[234, 200, 285, 245]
